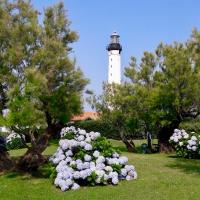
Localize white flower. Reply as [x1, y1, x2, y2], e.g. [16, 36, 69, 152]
[69, 161, 76, 166]
[103, 174, 109, 181]
[73, 171, 80, 179]
[112, 152, 120, 158]
[104, 166, 113, 172]
[133, 171, 138, 179]
[108, 171, 118, 179]
[93, 150, 100, 158]
[126, 175, 133, 181]
[65, 178, 73, 186]
[112, 177, 119, 185]
[77, 135, 85, 142]
[179, 142, 183, 146]
[125, 165, 135, 172]
[119, 156, 128, 165]
[82, 162, 90, 169]
[173, 137, 179, 143]
[84, 154, 92, 162]
[85, 137, 91, 143]
[96, 156, 105, 163]
[191, 136, 197, 141]
[96, 163, 105, 170]
[61, 185, 69, 192]
[79, 170, 88, 179]
[65, 150, 73, 157]
[84, 143, 93, 151]
[89, 162, 96, 170]
[71, 183, 80, 190]
[184, 134, 189, 139]
[78, 129, 87, 135]
[77, 163, 84, 171]
[120, 168, 127, 176]
[54, 177, 60, 186]
[192, 146, 197, 151]
[80, 141, 86, 147]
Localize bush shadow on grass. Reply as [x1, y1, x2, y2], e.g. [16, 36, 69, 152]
[166, 157, 200, 175]
[2, 162, 55, 181]
[115, 144, 159, 154]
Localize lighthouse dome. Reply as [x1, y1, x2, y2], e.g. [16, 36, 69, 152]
[107, 32, 122, 53]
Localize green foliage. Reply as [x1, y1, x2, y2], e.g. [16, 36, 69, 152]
[38, 163, 56, 180]
[86, 171, 98, 186]
[74, 120, 120, 139]
[62, 131, 75, 140]
[92, 137, 120, 157]
[179, 120, 200, 133]
[0, 0, 88, 162]
[111, 164, 122, 173]
[7, 137, 25, 150]
[91, 29, 200, 151]
[74, 147, 87, 160]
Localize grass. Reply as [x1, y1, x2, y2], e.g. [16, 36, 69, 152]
[1, 140, 200, 200]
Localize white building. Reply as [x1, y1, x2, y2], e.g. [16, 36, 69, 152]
[107, 32, 122, 84]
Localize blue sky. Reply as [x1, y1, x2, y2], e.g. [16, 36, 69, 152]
[33, 0, 200, 110]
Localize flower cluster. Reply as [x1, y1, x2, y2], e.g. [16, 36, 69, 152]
[6, 132, 25, 150]
[169, 129, 200, 158]
[50, 126, 137, 191]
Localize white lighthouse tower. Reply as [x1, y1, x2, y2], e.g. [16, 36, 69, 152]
[107, 32, 122, 84]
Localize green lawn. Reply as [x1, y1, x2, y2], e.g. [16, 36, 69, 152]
[1, 140, 200, 200]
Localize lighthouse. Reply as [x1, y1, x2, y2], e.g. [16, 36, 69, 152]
[107, 32, 122, 84]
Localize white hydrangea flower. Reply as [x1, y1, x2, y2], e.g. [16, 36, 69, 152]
[104, 166, 113, 172]
[84, 154, 92, 162]
[84, 143, 93, 151]
[77, 135, 85, 142]
[85, 137, 91, 143]
[112, 152, 120, 158]
[96, 163, 105, 170]
[126, 175, 133, 181]
[119, 156, 128, 165]
[112, 177, 119, 185]
[120, 168, 127, 176]
[93, 150, 100, 158]
[192, 146, 197, 151]
[71, 183, 80, 190]
[96, 156, 105, 164]
[191, 136, 197, 141]
[179, 142, 183, 146]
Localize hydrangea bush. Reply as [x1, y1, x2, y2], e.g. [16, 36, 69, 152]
[50, 126, 137, 191]
[6, 132, 25, 150]
[169, 129, 200, 158]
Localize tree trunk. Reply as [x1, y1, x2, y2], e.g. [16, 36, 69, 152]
[119, 131, 136, 152]
[17, 124, 62, 172]
[158, 121, 180, 153]
[0, 150, 14, 172]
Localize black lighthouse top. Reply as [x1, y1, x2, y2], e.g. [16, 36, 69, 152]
[107, 32, 122, 53]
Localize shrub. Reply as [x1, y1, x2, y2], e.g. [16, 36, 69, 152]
[73, 120, 120, 139]
[179, 120, 200, 133]
[169, 129, 200, 159]
[50, 126, 137, 191]
[6, 132, 25, 150]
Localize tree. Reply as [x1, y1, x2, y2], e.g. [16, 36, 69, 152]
[90, 83, 139, 152]
[92, 30, 200, 153]
[125, 36, 200, 152]
[0, 0, 88, 171]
